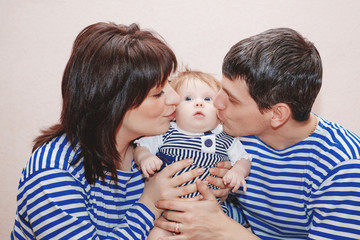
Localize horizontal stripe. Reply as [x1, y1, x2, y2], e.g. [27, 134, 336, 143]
[11, 134, 154, 239]
[227, 116, 360, 239]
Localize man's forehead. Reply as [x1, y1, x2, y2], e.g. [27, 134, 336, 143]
[221, 76, 250, 100]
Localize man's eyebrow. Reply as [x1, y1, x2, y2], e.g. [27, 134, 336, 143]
[222, 86, 239, 101]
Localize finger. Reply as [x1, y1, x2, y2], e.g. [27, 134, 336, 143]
[155, 160, 163, 170]
[156, 199, 189, 212]
[209, 167, 229, 178]
[161, 210, 185, 224]
[150, 161, 156, 171]
[187, 195, 203, 201]
[172, 195, 203, 202]
[162, 158, 193, 177]
[216, 161, 232, 169]
[210, 188, 230, 198]
[147, 166, 155, 175]
[159, 236, 183, 240]
[223, 175, 229, 185]
[197, 179, 217, 201]
[233, 181, 241, 193]
[206, 175, 226, 189]
[154, 217, 175, 233]
[142, 167, 150, 178]
[242, 180, 247, 192]
[229, 177, 236, 188]
[155, 220, 185, 239]
[176, 182, 198, 197]
[172, 168, 204, 187]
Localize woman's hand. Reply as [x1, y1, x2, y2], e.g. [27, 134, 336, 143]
[154, 179, 259, 239]
[207, 161, 232, 201]
[139, 159, 204, 218]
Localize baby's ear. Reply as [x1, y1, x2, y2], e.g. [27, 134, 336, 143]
[270, 103, 291, 128]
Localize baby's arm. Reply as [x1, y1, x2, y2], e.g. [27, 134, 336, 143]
[225, 136, 252, 192]
[223, 158, 251, 192]
[134, 146, 163, 178]
[134, 135, 163, 178]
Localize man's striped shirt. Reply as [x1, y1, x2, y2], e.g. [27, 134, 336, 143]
[226, 116, 360, 239]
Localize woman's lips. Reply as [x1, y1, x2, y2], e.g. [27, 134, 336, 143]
[165, 111, 176, 120]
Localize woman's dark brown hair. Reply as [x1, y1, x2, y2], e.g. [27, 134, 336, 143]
[33, 22, 177, 184]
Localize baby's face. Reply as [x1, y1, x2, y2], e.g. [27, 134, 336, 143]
[175, 79, 220, 133]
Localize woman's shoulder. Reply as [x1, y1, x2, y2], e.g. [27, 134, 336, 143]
[21, 134, 82, 182]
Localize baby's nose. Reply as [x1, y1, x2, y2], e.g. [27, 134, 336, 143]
[195, 99, 204, 107]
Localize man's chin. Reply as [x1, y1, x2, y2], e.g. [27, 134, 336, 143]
[222, 125, 237, 137]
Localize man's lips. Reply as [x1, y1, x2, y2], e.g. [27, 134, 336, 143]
[217, 113, 224, 124]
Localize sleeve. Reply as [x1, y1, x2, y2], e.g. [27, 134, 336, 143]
[134, 135, 163, 155]
[307, 159, 360, 239]
[227, 137, 252, 165]
[12, 168, 154, 240]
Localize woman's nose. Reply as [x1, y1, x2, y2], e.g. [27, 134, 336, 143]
[164, 84, 180, 106]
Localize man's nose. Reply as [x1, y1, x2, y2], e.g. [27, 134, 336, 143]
[213, 90, 225, 110]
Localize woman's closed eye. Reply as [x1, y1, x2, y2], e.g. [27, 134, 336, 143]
[153, 90, 164, 98]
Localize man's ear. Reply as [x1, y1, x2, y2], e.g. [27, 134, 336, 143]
[270, 103, 291, 128]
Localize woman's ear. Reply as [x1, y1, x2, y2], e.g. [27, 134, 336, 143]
[270, 103, 291, 128]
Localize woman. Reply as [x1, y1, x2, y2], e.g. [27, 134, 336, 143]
[11, 22, 226, 240]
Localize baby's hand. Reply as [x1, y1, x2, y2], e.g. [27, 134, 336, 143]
[223, 170, 247, 193]
[140, 156, 163, 178]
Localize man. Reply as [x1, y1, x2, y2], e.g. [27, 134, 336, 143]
[155, 28, 360, 239]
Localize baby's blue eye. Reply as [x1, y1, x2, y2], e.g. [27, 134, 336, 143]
[204, 97, 212, 101]
[185, 96, 193, 101]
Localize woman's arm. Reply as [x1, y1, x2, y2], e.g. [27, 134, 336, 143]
[155, 180, 260, 240]
[12, 159, 203, 240]
[12, 169, 155, 239]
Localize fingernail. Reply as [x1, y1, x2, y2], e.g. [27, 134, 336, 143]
[197, 168, 204, 174]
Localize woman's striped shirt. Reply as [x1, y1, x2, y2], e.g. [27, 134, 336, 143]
[226, 116, 360, 239]
[11, 134, 154, 240]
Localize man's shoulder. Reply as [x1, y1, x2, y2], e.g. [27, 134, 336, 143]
[316, 117, 360, 156]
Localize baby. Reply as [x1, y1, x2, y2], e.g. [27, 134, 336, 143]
[135, 70, 251, 238]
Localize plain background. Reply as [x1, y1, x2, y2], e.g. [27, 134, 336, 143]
[1, 0, 360, 237]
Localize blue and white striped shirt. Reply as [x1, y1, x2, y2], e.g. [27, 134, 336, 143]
[136, 122, 250, 198]
[11, 134, 154, 240]
[226, 116, 360, 239]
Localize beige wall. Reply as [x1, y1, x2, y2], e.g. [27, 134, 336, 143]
[1, 0, 360, 237]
